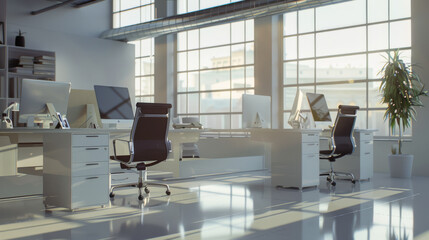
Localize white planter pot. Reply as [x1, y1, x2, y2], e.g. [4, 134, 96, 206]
[388, 154, 414, 178]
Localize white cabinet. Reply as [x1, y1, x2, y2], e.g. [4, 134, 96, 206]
[251, 129, 321, 189]
[43, 132, 109, 210]
[332, 130, 375, 180]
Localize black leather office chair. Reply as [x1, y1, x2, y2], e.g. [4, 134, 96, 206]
[320, 105, 359, 186]
[110, 102, 172, 200]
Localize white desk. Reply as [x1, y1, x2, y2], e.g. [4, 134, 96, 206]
[251, 129, 321, 189]
[148, 129, 203, 178]
[251, 128, 375, 189]
[0, 127, 375, 199]
[0, 128, 111, 210]
[0, 128, 203, 201]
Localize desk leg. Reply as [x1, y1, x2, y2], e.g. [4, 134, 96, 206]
[0, 136, 18, 176]
[263, 143, 271, 171]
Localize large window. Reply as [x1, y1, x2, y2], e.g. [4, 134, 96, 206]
[283, 0, 411, 136]
[177, 0, 254, 129]
[113, 0, 155, 103]
[113, 0, 155, 28]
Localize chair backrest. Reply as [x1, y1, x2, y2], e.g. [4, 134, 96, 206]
[130, 102, 172, 162]
[331, 105, 359, 155]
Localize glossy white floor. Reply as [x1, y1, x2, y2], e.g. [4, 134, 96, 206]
[1, 171, 429, 240]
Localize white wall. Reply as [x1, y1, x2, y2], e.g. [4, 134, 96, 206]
[6, 0, 111, 38]
[407, 0, 429, 177]
[6, 0, 134, 93]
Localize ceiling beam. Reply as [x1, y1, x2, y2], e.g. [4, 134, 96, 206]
[73, 0, 107, 8]
[31, 0, 106, 15]
[101, 0, 351, 42]
[31, 0, 77, 15]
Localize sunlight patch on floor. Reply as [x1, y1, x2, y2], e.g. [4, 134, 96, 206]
[250, 209, 318, 230]
[0, 217, 82, 239]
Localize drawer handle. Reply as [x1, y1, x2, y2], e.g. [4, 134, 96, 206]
[86, 135, 99, 138]
[307, 143, 316, 146]
[86, 177, 99, 180]
[365, 152, 371, 155]
[85, 148, 99, 151]
[86, 163, 99, 166]
[307, 134, 315, 136]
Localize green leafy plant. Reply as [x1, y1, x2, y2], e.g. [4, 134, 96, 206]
[380, 50, 428, 154]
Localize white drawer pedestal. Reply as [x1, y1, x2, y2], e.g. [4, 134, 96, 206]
[43, 132, 109, 211]
[251, 129, 321, 189]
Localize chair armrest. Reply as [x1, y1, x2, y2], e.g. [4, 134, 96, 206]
[328, 136, 336, 155]
[112, 139, 133, 160]
[167, 140, 172, 153]
[352, 136, 357, 149]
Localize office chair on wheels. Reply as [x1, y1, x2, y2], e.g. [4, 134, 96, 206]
[110, 102, 172, 200]
[320, 105, 359, 186]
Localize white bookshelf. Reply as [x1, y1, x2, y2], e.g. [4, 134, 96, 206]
[0, 36, 56, 111]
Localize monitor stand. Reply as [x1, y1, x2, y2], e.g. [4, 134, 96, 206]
[289, 112, 313, 129]
[26, 103, 59, 129]
[251, 112, 263, 128]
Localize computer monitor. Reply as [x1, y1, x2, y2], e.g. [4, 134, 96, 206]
[67, 89, 102, 128]
[306, 93, 331, 122]
[242, 94, 271, 129]
[94, 85, 134, 129]
[19, 79, 71, 127]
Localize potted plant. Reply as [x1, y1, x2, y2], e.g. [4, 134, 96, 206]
[380, 50, 427, 178]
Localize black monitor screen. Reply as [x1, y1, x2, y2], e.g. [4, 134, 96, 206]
[306, 93, 331, 122]
[94, 85, 134, 119]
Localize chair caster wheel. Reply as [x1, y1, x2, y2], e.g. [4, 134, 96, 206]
[138, 195, 144, 201]
[352, 180, 356, 184]
[109, 192, 115, 198]
[166, 190, 171, 195]
[331, 181, 336, 186]
[144, 188, 150, 194]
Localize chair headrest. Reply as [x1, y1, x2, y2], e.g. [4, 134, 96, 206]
[338, 105, 359, 115]
[136, 102, 172, 114]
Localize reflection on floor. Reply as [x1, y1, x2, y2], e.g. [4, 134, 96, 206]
[1, 171, 429, 240]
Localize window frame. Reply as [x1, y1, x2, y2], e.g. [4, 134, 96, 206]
[282, 0, 412, 137]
